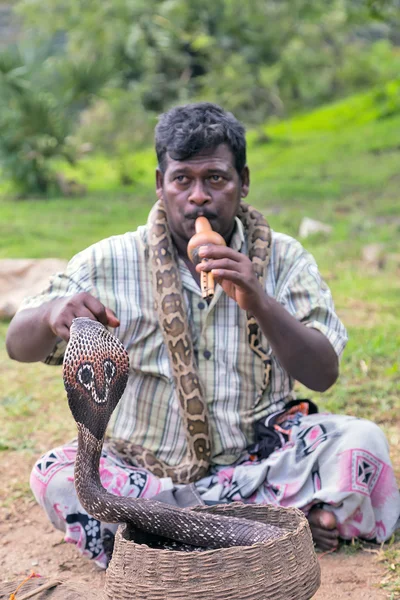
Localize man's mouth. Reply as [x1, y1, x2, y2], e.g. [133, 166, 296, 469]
[185, 211, 218, 221]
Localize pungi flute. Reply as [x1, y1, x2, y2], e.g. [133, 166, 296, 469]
[187, 216, 226, 300]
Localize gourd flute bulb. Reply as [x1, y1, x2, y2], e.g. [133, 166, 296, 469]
[187, 217, 226, 299]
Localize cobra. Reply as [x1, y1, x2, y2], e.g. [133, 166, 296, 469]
[63, 317, 284, 549]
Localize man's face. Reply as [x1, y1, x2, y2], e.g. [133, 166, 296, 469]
[156, 144, 249, 251]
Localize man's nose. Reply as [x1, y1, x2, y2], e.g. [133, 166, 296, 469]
[188, 180, 211, 205]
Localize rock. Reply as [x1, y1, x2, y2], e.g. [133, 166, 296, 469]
[266, 205, 283, 215]
[79, 142, 93, 155]
[0, 259, 67, 319]
[359, 360, 369, 375]
[298, 218, 333, 239]
[361, 243, 386, 270]
[55, 173, 87, 197]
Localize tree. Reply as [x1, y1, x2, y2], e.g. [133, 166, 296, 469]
[0, 43, 112, 194]
[16, 0, 399, 124]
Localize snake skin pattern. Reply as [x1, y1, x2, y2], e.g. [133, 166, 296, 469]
[64, 318, 283, 548]
[110, 200, 272, 483]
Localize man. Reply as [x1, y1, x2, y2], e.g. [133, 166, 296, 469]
[6, 103, 399, 568]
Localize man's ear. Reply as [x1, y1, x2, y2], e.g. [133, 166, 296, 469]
[156, 168, 163, 200]
[240, 166, 250, 198]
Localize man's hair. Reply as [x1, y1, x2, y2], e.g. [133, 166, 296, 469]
[155, 102, 246, 175]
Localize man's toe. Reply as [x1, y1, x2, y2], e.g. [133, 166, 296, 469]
[309, 507, 337, 530]
[308, 507, 339, 550]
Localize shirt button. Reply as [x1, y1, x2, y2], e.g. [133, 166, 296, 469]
[198, 301, 206, 310]
[203, 350, 212, 360]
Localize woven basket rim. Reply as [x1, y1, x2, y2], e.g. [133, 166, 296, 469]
[119, 503, 311, 556]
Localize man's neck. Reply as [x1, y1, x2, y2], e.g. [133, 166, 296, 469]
[173, 236, 189, 260]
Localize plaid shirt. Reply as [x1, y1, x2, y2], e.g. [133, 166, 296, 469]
[19, 218, 348, 466]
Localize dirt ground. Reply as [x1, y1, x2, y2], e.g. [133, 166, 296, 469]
[0, 501, 391, 600]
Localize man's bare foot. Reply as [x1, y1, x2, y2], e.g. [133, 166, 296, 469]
[308, 506, 339, 551]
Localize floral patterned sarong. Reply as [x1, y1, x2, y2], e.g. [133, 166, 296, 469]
[30, 412, 400, 568]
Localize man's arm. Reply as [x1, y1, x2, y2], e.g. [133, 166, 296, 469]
[6, 292, 119, 363]
[7, 304, 63, 362]
[196, 245, 339, 392]
[247, 293, 338, 391]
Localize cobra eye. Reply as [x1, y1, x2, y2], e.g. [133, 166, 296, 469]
[104, 359, 116, 382]
[77, 364, 94, 387]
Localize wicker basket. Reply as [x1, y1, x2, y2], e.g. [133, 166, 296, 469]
[103, 503, 320, 600]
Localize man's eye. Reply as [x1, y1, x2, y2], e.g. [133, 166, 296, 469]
[175, 175, 188, 183]
[210, 175, 222, 182]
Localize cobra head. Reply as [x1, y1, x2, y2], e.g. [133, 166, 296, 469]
[63, 318, 129, 440]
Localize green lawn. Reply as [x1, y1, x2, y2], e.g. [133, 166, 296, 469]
[1, 87, 399, 595]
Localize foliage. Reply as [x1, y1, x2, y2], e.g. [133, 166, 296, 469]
[16, 0, 400, 128]
[0, 1, 400, 191]
[72, 88, 157, 162]
[0, 44, 112, 194]
[375, 77, 400, 117]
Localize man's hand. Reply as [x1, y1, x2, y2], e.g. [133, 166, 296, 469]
[45, 292, 120, 341]
[6, 292, 120, 363]
[196, 245, 265, 312]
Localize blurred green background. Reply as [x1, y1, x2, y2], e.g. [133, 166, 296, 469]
[1, 0, 400, 197]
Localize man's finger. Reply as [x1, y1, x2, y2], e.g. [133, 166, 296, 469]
[210, 269, 251, 286]
[105, 307, 120, 327]
[196, 258, 240, 273]
[72, 307, 99, 321]
[82, 294, 109, 325]
[81, 294, 120, 327]
[198, 245, 242, 261]
[57, 323, 71, 342]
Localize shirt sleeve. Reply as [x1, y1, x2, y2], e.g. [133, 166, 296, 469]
[274, 237, 348, 359]
[17, 250, 93, 365]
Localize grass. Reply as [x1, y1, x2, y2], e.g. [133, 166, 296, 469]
[0, 85, 399, 594]
[379, 532, 400, 599]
